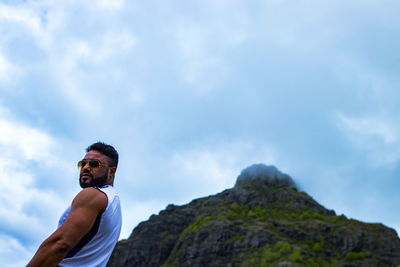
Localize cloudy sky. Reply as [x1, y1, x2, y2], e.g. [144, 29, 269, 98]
[1, 0, 400, 265]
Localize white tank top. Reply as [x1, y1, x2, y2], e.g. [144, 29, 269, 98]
[58, 185, 122, 267]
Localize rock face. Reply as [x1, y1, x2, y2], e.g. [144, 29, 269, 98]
[107, 165, 400, 267]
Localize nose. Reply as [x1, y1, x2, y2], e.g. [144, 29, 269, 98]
[81, 162, 91, 172]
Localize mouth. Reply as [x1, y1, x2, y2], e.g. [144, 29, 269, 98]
[81, 172, 93, 180]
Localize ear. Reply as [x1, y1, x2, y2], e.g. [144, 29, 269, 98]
[108, 166, 117, 179]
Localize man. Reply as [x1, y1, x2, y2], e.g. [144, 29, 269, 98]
[27, 142, 122, 267]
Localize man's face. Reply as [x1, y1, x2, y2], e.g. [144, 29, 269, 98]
[79, 150, 114, 188]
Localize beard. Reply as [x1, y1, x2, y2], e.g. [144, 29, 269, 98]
[80, 169, 108, 188]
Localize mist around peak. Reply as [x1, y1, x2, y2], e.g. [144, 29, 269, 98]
[235, 163, 297, 189]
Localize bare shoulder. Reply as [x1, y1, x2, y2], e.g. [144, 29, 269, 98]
[72, 188, 108, 213]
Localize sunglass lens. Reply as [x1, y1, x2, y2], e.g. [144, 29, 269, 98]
[78, 159, 101, 168]
[77, 160, 86, 168]
[89, 160, 100, 168]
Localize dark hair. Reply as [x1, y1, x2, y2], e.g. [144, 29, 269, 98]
[86, 142, 119, 167]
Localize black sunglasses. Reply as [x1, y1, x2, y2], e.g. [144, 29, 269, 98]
[77, 159, 107, 169]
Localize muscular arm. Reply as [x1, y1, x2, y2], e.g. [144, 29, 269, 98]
[27, 188, 108, 267]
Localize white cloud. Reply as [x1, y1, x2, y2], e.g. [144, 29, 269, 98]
[94, 0, 126, 11]
[0, 1, 137, 115]
[0, 107, 71, 251]
[336, 112, 400, 165]
[0, 109, 54, 161]
[0, 2, 56, 50]
[0, 155, 62, 256]
[62, 32, 136, 66]
[172, 15, 240, 93]
[175, 24, 221, 87]
[38, 28, 137, 115]
[0, 52, 21, 84]
[167, 141, 277, 201]
[0, 3, 42, 37]
[0, 234, 34, 267]
[171, 149, 237, 190]
[338, 113, 397, 144]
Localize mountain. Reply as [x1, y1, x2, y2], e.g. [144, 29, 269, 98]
[107, 164, 400, 267]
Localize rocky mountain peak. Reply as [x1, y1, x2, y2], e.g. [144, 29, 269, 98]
[235, 164, 297, 189]
[107, 164, 400, 267]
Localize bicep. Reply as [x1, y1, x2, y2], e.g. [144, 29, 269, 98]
[57, 205, 100, 247]
[56, 190, 107, 248]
